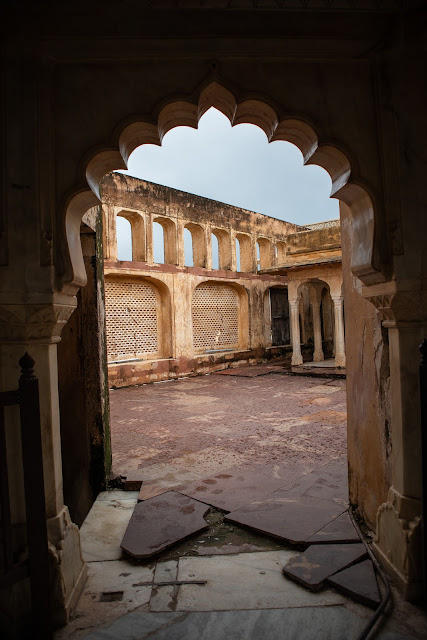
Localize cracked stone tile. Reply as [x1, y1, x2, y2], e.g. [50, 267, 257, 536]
[121, 491, 210, 559]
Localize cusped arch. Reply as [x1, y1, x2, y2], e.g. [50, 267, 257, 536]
[63, 81, 383, 295]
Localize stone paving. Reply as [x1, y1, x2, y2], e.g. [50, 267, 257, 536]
[55, 368, 427, 639]
[110, 371, 348, 487]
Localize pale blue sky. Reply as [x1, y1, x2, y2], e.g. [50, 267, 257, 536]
[116, 107, 339, 263]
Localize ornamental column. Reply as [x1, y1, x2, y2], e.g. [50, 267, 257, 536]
[310, 286, 324, 362]
[366, 288, 425, 599]
[0, 298, 87, 628]
[332, 295, 346, 367]
[289, 299, 303, 366]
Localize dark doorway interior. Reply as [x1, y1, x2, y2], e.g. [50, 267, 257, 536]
[270, 288, 290, 346]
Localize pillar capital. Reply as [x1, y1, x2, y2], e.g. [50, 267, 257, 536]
[0, 297, 77, 344]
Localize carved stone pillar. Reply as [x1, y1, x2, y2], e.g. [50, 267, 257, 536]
[331, 295, 346, 367]
[0, 299, 87, 626]
[289, 299, 303, 366]
[366, 287, 425, 599]
[309, 286, 324, 362]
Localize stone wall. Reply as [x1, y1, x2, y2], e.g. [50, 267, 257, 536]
[341, 203, 391, 529]
[101, 175, 304, 386]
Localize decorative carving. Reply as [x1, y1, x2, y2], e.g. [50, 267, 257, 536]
[0, 301, 77, 342]
[374, 488, 423, 595]
[366, 291, 427, 324]
[47, 506, 87, 626]
[365, 293, 394, 323]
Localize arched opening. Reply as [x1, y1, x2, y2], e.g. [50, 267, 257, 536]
[184, 227, 193, 266]
[116, 210, 146, 262]
[211, 228, 232, 270]
[152, 221, 165, 264]
[211, 232, 219, 270]
[235, 236, 241, 272]
[294, 278, 344, 368]
[153, 216, 178, 265]
[116, 216, 132, 261]
[185, 222, 205, 268]
[51, 81, 412, 632]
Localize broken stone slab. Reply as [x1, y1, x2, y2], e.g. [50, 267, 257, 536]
[275, 462, 349, 505]
[282, 543, 367, 592]
[305, 512, 360, 544]
[225, 495, 346, 545]
[121, 491, 210, 559]
[176, 468, 284, 512]
[138, 483, 172, 502]
[327, 559, 381, 609]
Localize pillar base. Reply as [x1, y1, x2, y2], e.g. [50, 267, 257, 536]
[291, 354, 303, 366]
[334, 354, 346, 367]
[313, 350, 324, 362]
[48, 506, 87, 627]
[373, 486, 422, 601]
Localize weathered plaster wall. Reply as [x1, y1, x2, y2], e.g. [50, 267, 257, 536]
[341, 203, 391, 529]
[286, 225, 341, 256]
[58, 220, 111, 526]
[101, 176, 301, 386]
[101, 173, 300, 253]
[104, 263, 290, 387]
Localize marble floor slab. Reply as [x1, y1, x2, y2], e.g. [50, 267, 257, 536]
[306, 512, 360, 544]
[274, 460, 349, 506]
[121, 491, 210, 559]
[175, 551, 347, 611]
[82, 607, 414, 640]
[283, 543, 367, 592]
[327, 559, 381, 609]
[225, 494, 346, 544]
[80, 496, 138, 562]
[55, 560, 153, 639]
[176, 468, 285, 512]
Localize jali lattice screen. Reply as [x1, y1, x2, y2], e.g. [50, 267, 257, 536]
[105, 279, 159, 361]
[192, 283, 239, 351]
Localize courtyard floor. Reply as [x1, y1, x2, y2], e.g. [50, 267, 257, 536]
[56, 367, 427, 639]
[110, 368, 348, 490]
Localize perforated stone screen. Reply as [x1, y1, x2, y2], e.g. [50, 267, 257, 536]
[105, 279, 159, 361]
[192, 283, 239, 352]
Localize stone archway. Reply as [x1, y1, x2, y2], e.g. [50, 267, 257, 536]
[56, 83, 419, 601]
[62, 82, 384, 300]
[2, 17, 425, 625]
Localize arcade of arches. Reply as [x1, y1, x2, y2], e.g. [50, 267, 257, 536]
[100, 173, 343, 387]
[1, 1, 426, 633]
